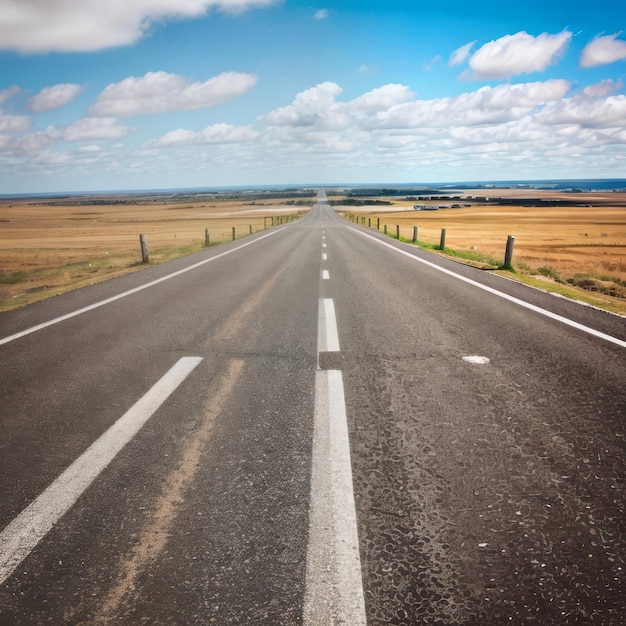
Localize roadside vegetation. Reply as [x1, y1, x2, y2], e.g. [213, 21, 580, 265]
[341, 207, 626, 316]
[0, 197, 307, 313]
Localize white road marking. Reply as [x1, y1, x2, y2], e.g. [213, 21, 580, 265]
[463, 355, 490, 364]
[322, 253, 328, 261]
[351, 228, 626, 349]
[318, 298, 340, 352]
[0, 356, 202, 585]
[304, 370, 366, 625]
[322, 270, 330, 280]
[322, 243, 327, 248]
[0, 229, 288, 347]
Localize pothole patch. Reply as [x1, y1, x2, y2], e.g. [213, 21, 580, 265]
[462, 355, 490, 365]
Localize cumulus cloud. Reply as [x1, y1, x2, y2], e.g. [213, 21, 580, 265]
[537, 95, 626, 128]
[449, 41, 475, 67]
[1, 128, 59, 156]
[27, 84, 83, 113]
[584, 78, 624, 97]
[63, 118, 133, 141]
[147, 123, 259, 147]
[0, 0, 280, 53]
[347, 84, 416, 112]
[580, 33, 626, 68]
[3, 76, 625, 186]
[370, 80, 570, 129]
[264, 82, 345, 127]
[0, 113, 31, 134]
[88, 71, 257, 117]
[263, 82, 417, 132]
[465, 30, 572, 80]
[314, 8, 329, 20]
[0, 86, 23, 105]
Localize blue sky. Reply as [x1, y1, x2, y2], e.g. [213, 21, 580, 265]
[1, 0, 625, 193]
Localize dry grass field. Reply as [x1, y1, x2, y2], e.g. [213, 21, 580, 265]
[1, 190, 625, 315]
[339, 190, 626, 314]
[0, 196, 309, 312]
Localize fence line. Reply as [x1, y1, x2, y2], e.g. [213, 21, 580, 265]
[138, 212, 305, 261]
[342, 211, 515, 269]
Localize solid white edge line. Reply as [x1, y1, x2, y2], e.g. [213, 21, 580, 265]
[350, 227, 626, 349]
[0, 228, 288, 347]
[0, 356, 203, 585]
[304, 370, 366, 625]
[318, 298, 340, 352]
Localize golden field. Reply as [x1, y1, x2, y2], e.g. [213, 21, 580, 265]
[0, 196, 309, 312]
[1, 190, 625, 314]
[339, 189, 626, 314]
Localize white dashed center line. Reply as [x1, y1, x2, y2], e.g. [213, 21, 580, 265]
[317, 298, 340, 352]
[306, 285, 366, 624]
[305, 370, 366, 625]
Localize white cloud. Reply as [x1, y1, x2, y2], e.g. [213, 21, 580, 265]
[252, 78, 622, 182]
[264, 82, 345, 127]
[27, 84, 83, 113]
[347, 84, 416, 112]
[0, 0, 280, 53]
[0, 86, 23, 105]
[32, 151, 74, 166]
[0, 113, 31, 133]
[3, 76, 625, 187]
[370, 80, 570, 129]
[449, 41, 475, 67]
[63, 118, 133, 141]
[314, 8, 329, 21]
[466, 30, 572, 80]
[147, 123, 259, 147]
[580, 33, 626, 68]
[2, 128, 59, 156]
[88, 71, 257, 117]
[537, 95, 626, 128]
[423, 56, 442, 72]
[584, 78, 624, 97]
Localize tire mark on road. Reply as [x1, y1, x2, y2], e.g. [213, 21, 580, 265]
[96, 359, 245, 623]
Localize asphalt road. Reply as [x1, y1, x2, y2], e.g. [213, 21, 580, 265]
[0, 195, 624, 625]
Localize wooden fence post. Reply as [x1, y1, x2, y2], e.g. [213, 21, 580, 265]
[139, 234, 149, 263]
[396, 224, 400, 239]
[232, 226, 236, 241]
[205, 228, 209, 247]
[504, 235, 515, 269]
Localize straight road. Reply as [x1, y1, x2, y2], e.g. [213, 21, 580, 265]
[0, 193, 624, 624]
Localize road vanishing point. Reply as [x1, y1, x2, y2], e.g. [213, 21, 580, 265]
[1, 192, 625, 624]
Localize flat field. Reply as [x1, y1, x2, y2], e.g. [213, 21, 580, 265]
[0, 196, 309, 311]
[1, 190, 625, 314]
[340, 190, 626, 314]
